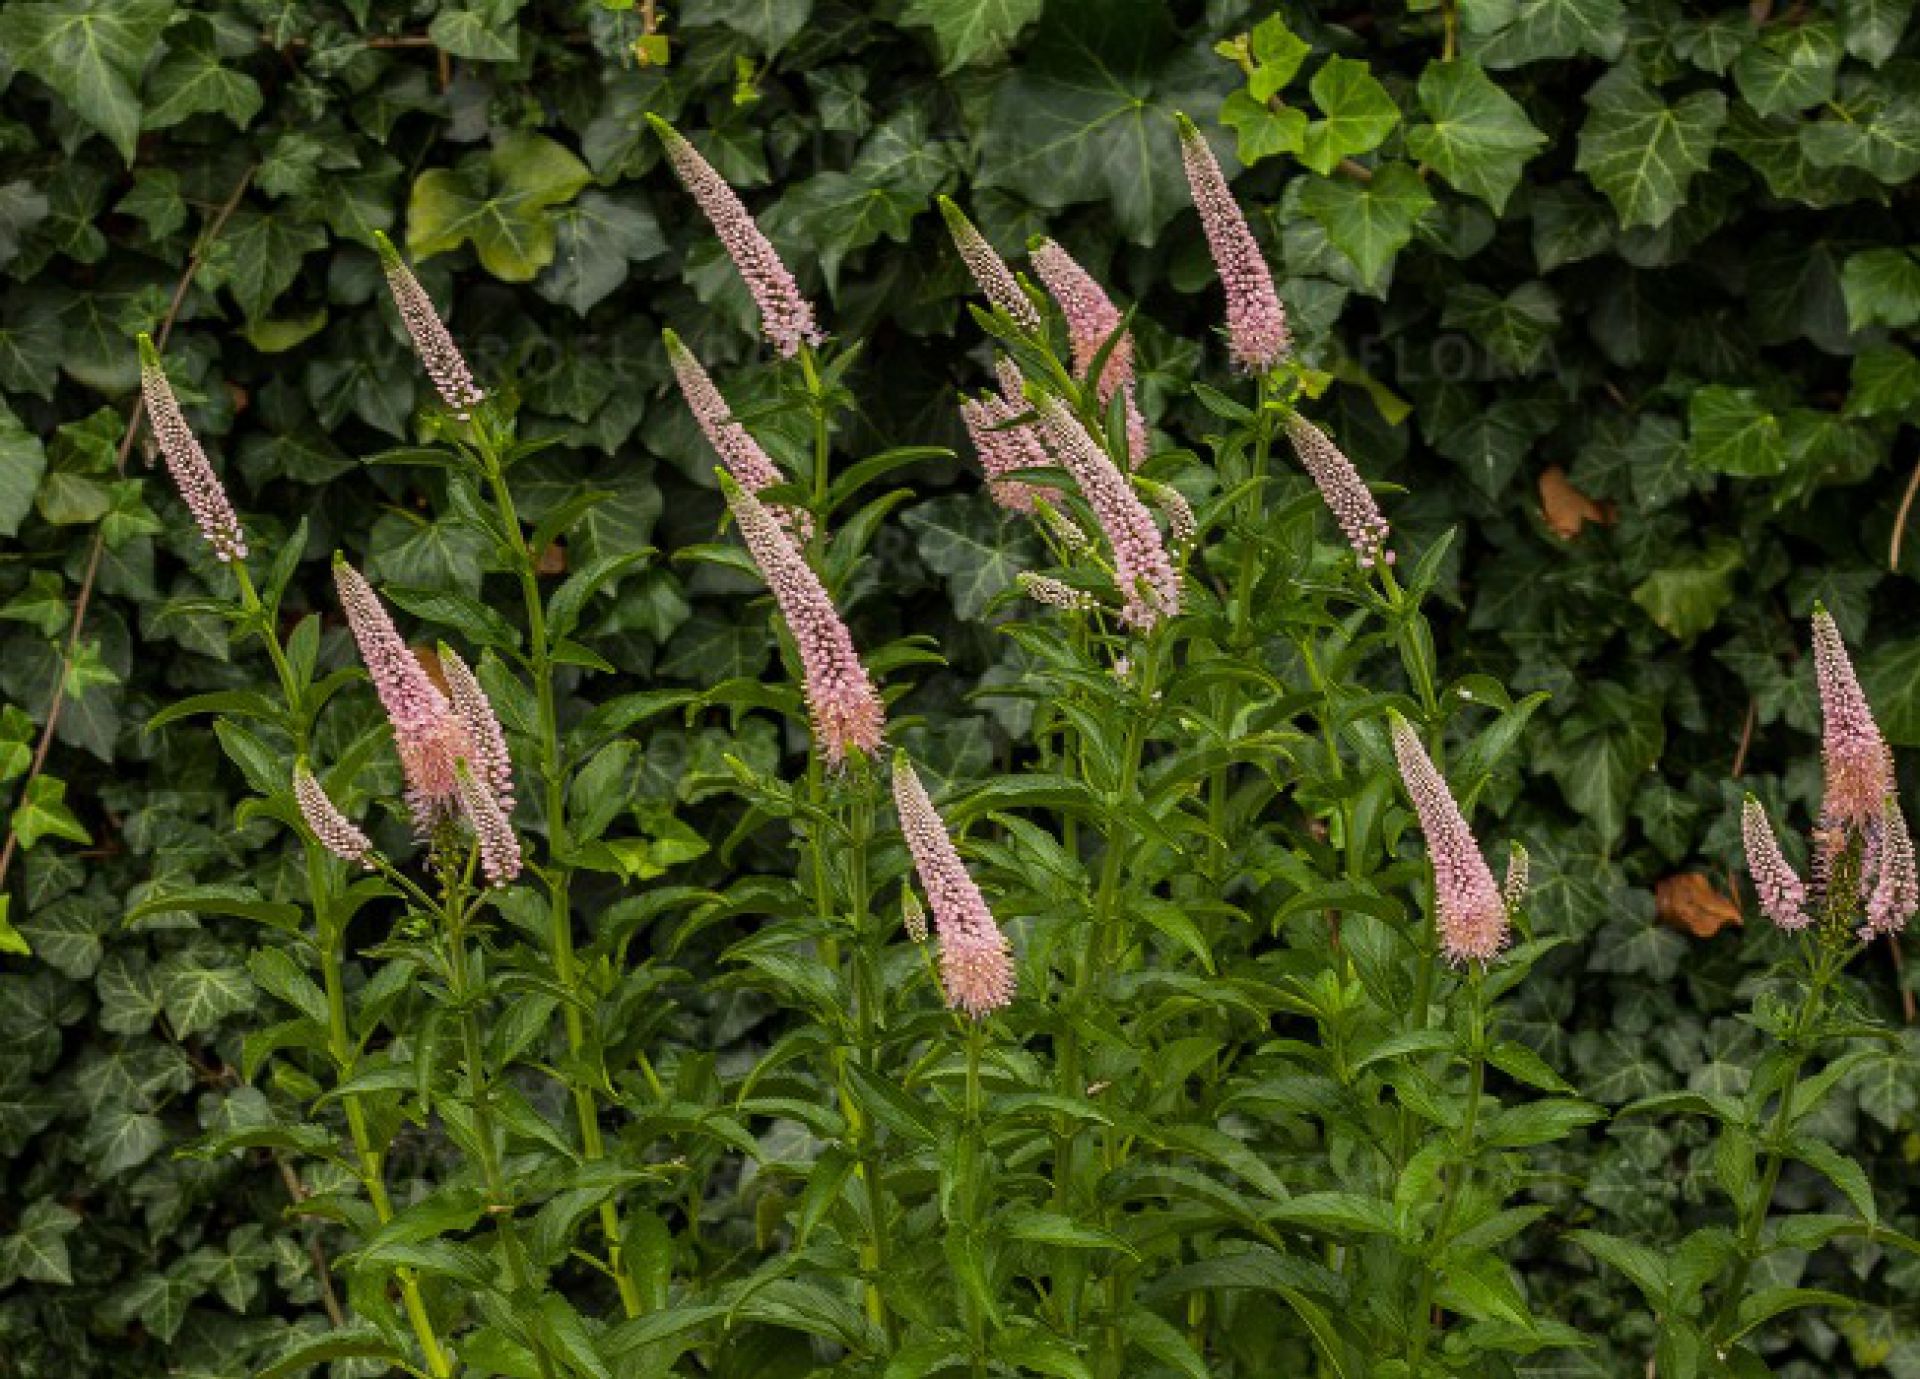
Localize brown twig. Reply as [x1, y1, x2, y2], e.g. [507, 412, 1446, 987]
[0, 165, 255, 895]
[1729, 696, 1757, 779]
[274, 1155, 347, 1327]
[1891, 456, 1920, 572]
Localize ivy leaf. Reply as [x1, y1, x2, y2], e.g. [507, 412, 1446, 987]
[86, 1102, 167, 1176]
[1298, 57, 1401, 176]
[1408, 59, 1546, 212]
[1542, 683, 1665, 844]
[1800, 76, 1920, 183]
[1840, 0, 1914, 65]
[427, 0, 521, 61]
[409, 133, 594, 282]
[156, 947, 256, 1037]
[682, 0, 812, 54]
[1220, 90, 1309, 166]
[1297, 163, 1435, 294]
[10, 776, 91, 850]
[0, 1201, 81, 1287]
[901, 495, 1041, 620]
[0, 0, 175, 163]
[535, 189, 667, 315]
[0, 405, 47, 538]
[977, 0, 1235, 243]
[1689, 386, 1786, 476]
[1864, 637, 1920, 747]
[1631, 539, 1744, 641]
[1840, 247, 1920, 330]
[143, 17, 263, 130]
[1732, 22, 1842, 117]
[1847, 343, 1920, 419]
[1465, 0, 1627, 69]
[900, 0, 1043, 72]
[1442, 282, 1560, 371]
[204, 209, 328, 322]
[1576, 70, 1727, 230]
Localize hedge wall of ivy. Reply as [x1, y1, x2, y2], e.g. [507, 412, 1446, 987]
[3, 0, 1920, 1373]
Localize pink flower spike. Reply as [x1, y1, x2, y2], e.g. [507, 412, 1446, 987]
[439, 645, 515, 818]
[1741, 795, 1811, 932]
[719, 473, 886, 766]
[333, 557, 471, 831]
[1390, 714, 1509, 965]
[892, 754, 1014, 1019]
[664, 329, 813, 536]
[136, 335, 248, 563]
[1030, 238, 1133, 399]
[1285, 415, 1393, 568]
[1865, 796, 1916, 939]
[457, 762, 522, 888]
[1176, 114, 1290, 374]
[1033, 393, 1180, 630]
[649, 117, 820, 357]
[293, 762, 373, 868]
[960, 394, 1050, 515]
[940, 197, 1042, 334]
[1812, 606, 1895, 835]
[372, 234, 485, 420]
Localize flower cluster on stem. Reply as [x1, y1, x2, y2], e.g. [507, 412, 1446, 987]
[137, 335, 249, 563]
[372, 233, 485, 420]
[665, 329, 812, 535]
[1285, 415, 1393, 568]
[1176, 114, 1290, 374]
[294, 763, 373, 868]
[1029, 238, 1149, 464]
[892, 754, 1014, 1018]
[1390, 714, 1511, 965]
[940, 197, 1042, 335]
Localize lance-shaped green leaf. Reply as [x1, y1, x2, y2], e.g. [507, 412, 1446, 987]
[1408, 59, 1546, 212]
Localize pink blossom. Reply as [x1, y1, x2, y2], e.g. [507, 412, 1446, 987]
[1285, 415, 1394, 568]
[334, 557, 472, 831]
[960, 394, 1050, 515]
[1028, 239, 1151, 466]
[372, 233, 485, 420]
[1812, 607, 1894, 835]
[458, 762, 522, 887]
[137, 335, 248, 563]
[439, 646, 514, 819]
[892, 754, 1014, 1019]
[1741, 795, 1811, 932]
[1177, 114, 1290, 374]
[293, 763, 373, 868]
[1865, 797, 1916, 939]
[664, 329, 812, 536]
[720, 473, 885, 766]
[650, 117, 820, 357]
[939, 197, 1042, 334]
[1033, 394, 1180, 630]
[1390, 715, 1509, 965]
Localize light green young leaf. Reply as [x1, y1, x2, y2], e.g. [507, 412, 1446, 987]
[1408, 59, 1547, 211]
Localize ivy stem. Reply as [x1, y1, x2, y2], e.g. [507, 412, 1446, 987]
[469, 418, 642, 1319]
[1408, 969, 1487, 1374]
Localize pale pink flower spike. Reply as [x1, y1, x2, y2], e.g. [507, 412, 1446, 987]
[1811, 607, 1894, 835]
[720, 474, 886, 766]
[892, 754, 1015, 1019]
[650, 117, 821, 357]
[1029, 238, 1149, 465]
[457, 763, 522, 888]
[1741, 795, 1811, 932]
[940, 197, 1042, 334]
[1390, 715, 1509, 965]
[137, 335, 249, 563]
[294, 763, 373, 868]
[1865, 796, 1916, 939]
[1177, 114, 1290, 374]
[665, 329, 812, 536]
[1033, 394, 1180, 631]
[373, 233, 485, 420]
[1286, 415, 1393, 568]
[439, 645, 515, 819]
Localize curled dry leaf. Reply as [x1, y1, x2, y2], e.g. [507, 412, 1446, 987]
[1656, 872, 1742, 939]
[1538, 465, 1616, 541]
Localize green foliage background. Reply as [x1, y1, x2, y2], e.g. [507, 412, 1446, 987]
[2, 0, 1920, 1373]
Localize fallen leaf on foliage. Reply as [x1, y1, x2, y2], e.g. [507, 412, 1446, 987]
[537, 541, 567, 576]
[1539, 465, 1615, 540]
[1655, 873, 1742, 938]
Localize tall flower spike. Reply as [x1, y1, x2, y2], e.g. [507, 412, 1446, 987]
[1285, 415, 1394, 568]
[940, 197, 1042, 334]
[1177, 113, 1290, 374]
[960, 394, 1050, 515]
[372, 233, 485, 420]
[892, 754, 1014, 1019]
[719, 472, 886, 766]
[293, 763, 373, 868]
[1028, 238, 1150, 466]
[457, 762, 522, 888]
[1811, 606, 1895, 835]
[649, 116, 821, 357]
[136, 336, 249, 563]
[1741, 795, 1811, 932]
[1033, 393, 1180, 630]
[438, 646, 514, 818]
[1866, 796, 1916, 938]
[334, 557, 471, 830]
[1390, 714, 1509, 965]
[664, 329, 812, 536]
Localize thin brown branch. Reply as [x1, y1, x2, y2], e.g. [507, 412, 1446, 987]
[275, 1155, 347, 1327]
[1891, 455, 1920, 572]
[0, 165, 255, 893]
[1729, 696, 1758, 780]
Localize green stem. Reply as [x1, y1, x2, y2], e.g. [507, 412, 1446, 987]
[1408, 975, 1486, 1375]
[965, 1020, 988, 1379]
[847, 783, 893, 1341]
[470, 421, 642, 1319]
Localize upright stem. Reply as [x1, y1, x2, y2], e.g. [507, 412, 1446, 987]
[965, 1020, 988, 1379]
[846, 783, 893, 1340]
[471, 422, 642, 1319]
[1408, 973, 1486, 1374]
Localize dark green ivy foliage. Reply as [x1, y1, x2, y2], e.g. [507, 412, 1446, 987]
[2, 0, 1920, 1376]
